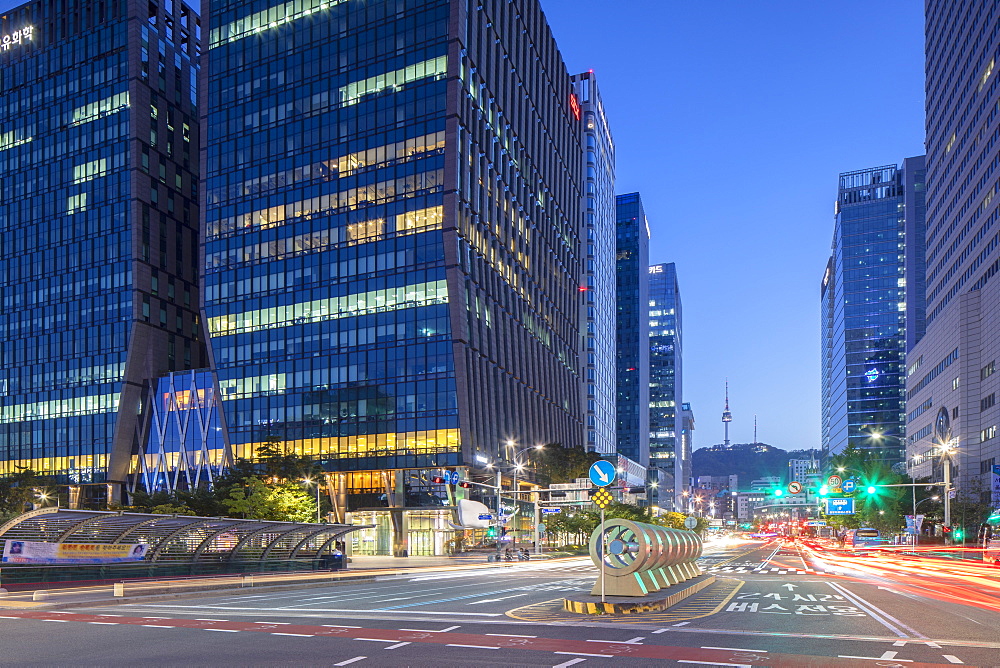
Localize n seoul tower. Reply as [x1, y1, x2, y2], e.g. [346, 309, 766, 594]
[722, 380, 733, 447]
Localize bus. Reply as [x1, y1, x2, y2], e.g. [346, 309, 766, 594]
[982, 510, 1000, 566]
[847, 527, 887, 551]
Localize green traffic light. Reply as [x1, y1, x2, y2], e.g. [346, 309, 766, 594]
[866, 486, 876, 494]
[954, 528, 965, 541]
[773, 489, 783, 497]
[819, 486, 829, 496]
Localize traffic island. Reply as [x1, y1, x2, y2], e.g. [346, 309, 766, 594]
[562, 573, 716, 615]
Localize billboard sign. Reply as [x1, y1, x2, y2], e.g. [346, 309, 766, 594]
[1, 540, 147, 564]
[825, 498, 855, 515]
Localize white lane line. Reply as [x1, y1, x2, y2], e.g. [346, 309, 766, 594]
[143, 605, 500, 617]
[0, 616, 19, 619]
[893, 641, 907, 647]
[839, 656, 913, 663]
[672, 621, 690, 627]
[205, 629, 239, 633]
[399, 625, 461, 633]
[88, 622, 119, 625]
[553, 652, 612, 658]
[42, 619, 69, 622]
[142, 625, 174, 628]
[926, 642, 942, 648]
[586, 637, 644, 644]
[553, 659, 587, 668]
[826, 582, 922, 639]
[881, 652, 898, 659]
[942, 656, 963, 664]
[353, 638, 398, 643]
[333, 657, 367, 667]
[652, 629, 669, 634]
[324, 624, 362, 628]
[446, 643, 499, 650]
[384, 642, 410, 650]
[702, 646, 767, 653]
[678, 661, 751, 667]
[486, 633, 537, 638]
[98, 614, 123, 617]
[195, 618, 229, 622]
[272, 633, 313, 637]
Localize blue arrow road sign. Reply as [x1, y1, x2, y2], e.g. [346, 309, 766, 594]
[841, 479, 857, 494]
[541, 507, 561, 514]
[589, 460, 617, 487]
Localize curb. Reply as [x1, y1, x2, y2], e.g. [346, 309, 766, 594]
[562, 575, 716, 615]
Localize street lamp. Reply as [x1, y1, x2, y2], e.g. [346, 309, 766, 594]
[938, 437, 958, 532]
[504, 442, 544, 549]
[302, 478, 322, 523]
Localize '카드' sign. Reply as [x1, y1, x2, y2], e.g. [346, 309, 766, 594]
[1, 540, 148, 564]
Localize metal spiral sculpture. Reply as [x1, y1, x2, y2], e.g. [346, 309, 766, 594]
[588, 519, 703, 597]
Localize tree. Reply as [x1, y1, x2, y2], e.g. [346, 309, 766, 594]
[223, 477, 317, 523]
[533, 444, 603, 485]
[150, 503, 198, 516]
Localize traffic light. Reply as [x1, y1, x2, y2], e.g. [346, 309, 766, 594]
[866, 486, 876, 495]
[486, 526, 497, 538]
[430, 476, 446, 484]
[818, 486, 829, 497]
[458, 481, 471, 489]
[953, 527, 965, 541]
[942, 525, 952, 538]
[773, 488, 784, 497]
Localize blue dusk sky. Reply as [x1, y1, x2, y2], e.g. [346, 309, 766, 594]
[0, 0, 925, 450]
[541, 0, 925, 449]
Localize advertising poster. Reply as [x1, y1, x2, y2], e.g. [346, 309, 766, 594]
[1, 540, 148, 564]
[992, 464, 1000, 505]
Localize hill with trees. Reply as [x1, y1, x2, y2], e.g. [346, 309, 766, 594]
[692, 443, 819, 484]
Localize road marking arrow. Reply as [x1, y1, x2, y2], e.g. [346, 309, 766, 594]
[878, 586, 901, 594]
[781, 584, 797, 591]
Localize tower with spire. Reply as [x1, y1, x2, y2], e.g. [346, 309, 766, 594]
[722, 380, 733, 447]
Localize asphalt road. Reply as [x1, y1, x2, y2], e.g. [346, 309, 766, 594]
[2, 540, 998, 667]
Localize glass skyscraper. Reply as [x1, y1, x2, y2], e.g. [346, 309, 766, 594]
[821, 160, 925, 463]
[0, 0, 205, 505]
[572, 71, 616, 455]
[649, 262, 683, 507]
[201, 0, 585, 522]
[615, 193, 650, 467]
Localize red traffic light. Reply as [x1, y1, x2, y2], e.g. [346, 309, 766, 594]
[458, 481, 471, 488]
[430, 476, 446, 484]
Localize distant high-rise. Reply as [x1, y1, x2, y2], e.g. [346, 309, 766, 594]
[573, 71, 616, 455]
[821, 160, 925, 463]
[908, 1, 1000, 495]
[0, 0, 205, 505]
[679, 402, 695, 495]
[615, 193, 650, 467]
[200, 0, 586, 553]
[648, 262, 683, 508]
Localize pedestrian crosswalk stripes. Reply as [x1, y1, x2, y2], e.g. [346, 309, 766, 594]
[705, 566, 839, 576]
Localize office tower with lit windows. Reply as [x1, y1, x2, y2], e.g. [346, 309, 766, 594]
[571, 71, 616, 455]
[821, 159, 925, 464]
[201, 0, 585, 533]
[0, 0, 205, 505]
[648, 262, 683, 508]
[908, 1, 1000, 497]
[615, 193, 650, 467]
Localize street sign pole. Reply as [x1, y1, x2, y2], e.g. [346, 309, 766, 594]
[600, 506, 606, 604]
